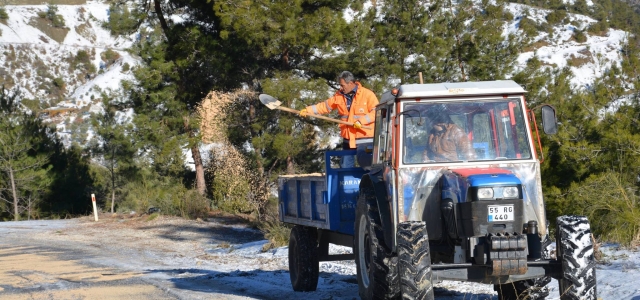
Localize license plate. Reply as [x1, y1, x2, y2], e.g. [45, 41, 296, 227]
[487, 205, 514, 222]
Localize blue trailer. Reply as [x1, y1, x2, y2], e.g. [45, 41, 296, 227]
[278, 150, 365, 263]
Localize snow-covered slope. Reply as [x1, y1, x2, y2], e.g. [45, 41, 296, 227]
[506, 2, 627, 88]
[0, 2, 137, 101]
[0, 1, 138, 146]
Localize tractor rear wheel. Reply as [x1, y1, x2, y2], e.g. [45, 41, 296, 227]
[288, 225, 319, 291]
[556, 215, 597, 300]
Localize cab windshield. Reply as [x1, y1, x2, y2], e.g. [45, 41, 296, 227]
[402, 99, 532, 164]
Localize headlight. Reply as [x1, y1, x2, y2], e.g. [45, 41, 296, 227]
[502, 186, 519, 199]
[477, 188, 494, 200]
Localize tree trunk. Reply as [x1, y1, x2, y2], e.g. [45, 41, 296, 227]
[153, 0, 170, 40]
[9, 167, 19, 221]
[191, 145, 206, 196]
[286, 155, 294, 175]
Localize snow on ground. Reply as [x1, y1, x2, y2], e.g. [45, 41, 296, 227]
[204, 238, 640, 299]
[1, 217, 640, 299]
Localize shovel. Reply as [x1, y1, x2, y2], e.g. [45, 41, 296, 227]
[259, 94, 372, 130]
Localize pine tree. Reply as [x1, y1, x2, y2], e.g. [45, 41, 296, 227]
[0, 87, 51, 220]
[90, 97, 137, 213]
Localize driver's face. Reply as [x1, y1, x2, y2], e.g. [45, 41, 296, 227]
[339, 79, 356, 93]
[433, 123, 446, 132]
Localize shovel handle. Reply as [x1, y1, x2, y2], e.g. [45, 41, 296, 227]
[275, 106, 372, 130]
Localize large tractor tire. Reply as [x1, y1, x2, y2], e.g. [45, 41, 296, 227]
[495, 237, 552, 300]
[397, 221, 434, 300]
[354, 187, 400, 300]
[556, 215, 597, 300]
[288, 225, 319, 291]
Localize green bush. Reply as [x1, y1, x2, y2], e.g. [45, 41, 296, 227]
[51, 14, 65, 28]
[45, 4, 65, 28]
[519, 17, 539, 37]
[105, 4, 141, 35]
[546, 10, 567, 25]
[547, 172, 640, 246]
[101, 48, 120, 66]
[53, 77, 65, 88]
[119, 174, 209, 219]
[258, 196, 290, 250]
[122, 62, 130, 72]
[588, 21, 608, 35]
[0, 7, 9, 21]
[260, 220, 290, 251]
[573, 29, 587, 43]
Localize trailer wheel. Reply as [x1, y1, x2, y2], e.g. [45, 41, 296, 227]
[397, 221, 434, 300]
[354, 188, 399, 300]
[556, 215, 597, 300]
[289, 225, 319, 291]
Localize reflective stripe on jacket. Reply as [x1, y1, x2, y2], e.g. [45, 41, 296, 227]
[309, 82, 379, 148]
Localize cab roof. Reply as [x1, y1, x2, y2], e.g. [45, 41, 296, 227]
[380, 80, 526, 103]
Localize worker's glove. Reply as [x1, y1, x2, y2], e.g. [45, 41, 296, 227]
[299, 107, 310, 117]
[353, 121, 362, 129]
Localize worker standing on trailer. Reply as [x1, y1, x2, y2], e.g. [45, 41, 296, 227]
[299, 71, 379, 168]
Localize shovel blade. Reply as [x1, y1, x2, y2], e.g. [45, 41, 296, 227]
[259, 94, 282, 110]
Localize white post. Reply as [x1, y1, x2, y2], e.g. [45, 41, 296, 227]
[91, 193, 99, 222]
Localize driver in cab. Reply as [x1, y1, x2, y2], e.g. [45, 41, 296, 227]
[423, 114, 475, 162]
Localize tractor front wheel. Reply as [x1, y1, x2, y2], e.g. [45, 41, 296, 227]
[397, 221, 434, 300]
[556, 215, 597, 300]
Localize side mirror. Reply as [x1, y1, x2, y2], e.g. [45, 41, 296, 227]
[541, 105, 557, 134]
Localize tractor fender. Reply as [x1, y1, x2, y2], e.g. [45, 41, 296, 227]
[360, 171, 394, 251]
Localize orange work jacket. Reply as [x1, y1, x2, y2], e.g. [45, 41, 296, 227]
[309, 82, 379, 148]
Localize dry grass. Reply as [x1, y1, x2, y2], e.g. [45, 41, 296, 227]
[522, 39, 550, 52]
[567, 48, 593, 68]
[75, 21, 95, 43]
[29, 17, 69, 44]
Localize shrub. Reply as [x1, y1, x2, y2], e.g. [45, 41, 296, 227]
[546, 10, 567, 25]
[260, 220, 290, 251]
[46, 4, 65, 28]
[101, 48, 120, 66]
[588, 21, 608, 36]
[548, 172, 640, 246]
[117, 170, 210, 219]
[53, 77, 65, 89]
[573, 29, 587, 43]
[105, 4, 141, 35]
[519, 17, 539, 37]
[259, 196, 290, 250]
[122, 62, 130, 72]
[0, 7, 8, 22]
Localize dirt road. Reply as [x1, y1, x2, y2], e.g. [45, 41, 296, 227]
[0, 214, 502, 300]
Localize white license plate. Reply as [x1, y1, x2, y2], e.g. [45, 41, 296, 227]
[487, 205, 514, 222]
